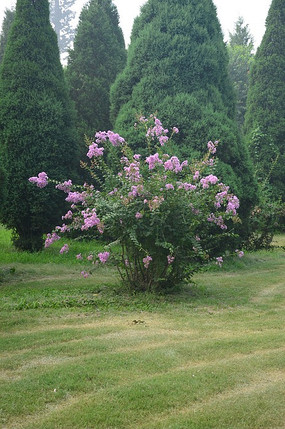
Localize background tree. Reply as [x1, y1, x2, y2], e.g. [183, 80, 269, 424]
[0, 1, 76, 62]
[0, 0, 80, 251]
[227, 17, 254, 128]
[244, 0, 285, 200]
[49, 0, 76, 60]
[110, 0, 257, 230]
[0, 8, 15, 65]
[65, 0, 126, 143]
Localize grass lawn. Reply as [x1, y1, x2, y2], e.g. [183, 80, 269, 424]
[0, 225, 285, 428]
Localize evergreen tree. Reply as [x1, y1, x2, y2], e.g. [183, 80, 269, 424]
[0, 0, 80, 251]
[229, 16, 254, 48]
[244, 0, 285, 200]
[0, 8, 15, 65]
[228, 17, 254, 127]
[110, 0, 257, 228]
[65, 0, 126, 142]
[49, 0, 76, 59]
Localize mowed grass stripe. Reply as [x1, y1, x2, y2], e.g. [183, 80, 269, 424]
[6, 348, 285, 429]
[1, 326, 285, 426]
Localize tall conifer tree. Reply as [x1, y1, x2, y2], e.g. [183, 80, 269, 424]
[110, 0, 257, 226]
[244, 0, 285, 200]
[228, 17, 254, 128]
[0, 8, 15, 65]
[0, 0, 79, 251]
[65, 0, 126, 143]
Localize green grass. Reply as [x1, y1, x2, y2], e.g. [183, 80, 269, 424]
[0, 226, 285, 428]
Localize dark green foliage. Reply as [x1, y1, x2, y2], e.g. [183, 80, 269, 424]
[110, 0, 257, 230]
[0, 0, 80, 251]
[0, 8, 15, 65]
[227, 17, 254, 128]
[49, 0, 76, 58]
[65, 0, 126, 146]
[244, 0, 285, 200]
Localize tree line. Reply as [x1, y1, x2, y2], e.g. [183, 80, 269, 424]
[0, 0, 284, 252]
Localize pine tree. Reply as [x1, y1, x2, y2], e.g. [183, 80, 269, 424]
[228, 17, 254, 127]
[65, 0, 126, 141]
[244, 0, 285, 200]
[0, 8, 15, 65]
[49, 0, 76, 59]
[110, 0, 257, 227]
[0, 0, 80, 251]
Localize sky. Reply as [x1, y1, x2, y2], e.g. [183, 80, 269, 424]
[0, 0, 272, 49]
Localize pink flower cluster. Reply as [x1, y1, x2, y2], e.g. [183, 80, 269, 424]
[146, 153, 163, 170]
[164, 156, 188, 173]
[200, 174, 219, 189]
[59, 244, 69, 254]
[147, 196, 164, 211]
[207, 213, 227, 230]
[62, 210, 73, 220]
[28, 172, 48, 188]
[95, 131, 125, 147]
[216, 256, 223, 267]
[177, 182, 196, 191]
[124, 161, 141, 182]
[128, 184, 144, 198]
[235, 250, 244, 258]
[165, 183, 174, 190]
[167, 255, 175, 265]
[87, 142, 104, 159]
[207, 140, 218, 154]
[56, 180, 72, 193]
[81, 208, 103, 233]
[226, 196, 240, 216]
[143, 255, 152, 269]
[66, 191, 86, 204]
[146, 117, 169, 146]
[45, 232, 60, 248]
[98, 251, 110, 264]
[60, 244, 69, 254]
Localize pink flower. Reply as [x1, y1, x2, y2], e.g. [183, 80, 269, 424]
[29, 172, 48, 188]
[81, 271, 89, 278]
[200, 174, 219, 189]
[81, 208, 103, 232]
[226, 196, 240, 216]
[172, 127, 179, 134]
[76, 253, 83, 260]
[87, 142, 104, 158]
[143, 255, 152, 269]
[107, 131, 125, 146]
[87, 254, 94, 261]
[145, 153, 163, 170]
[207, 140, 218, 154]
[66, 191, 86, 204]
[216, 256, 223, 267]
[62, 210, 73, 220]
[45, 232, 60, 248]
[167, 255, 175, 264]
[124, 162, 141, 182]
[165, 183, 174, 190]
[98, 251, 110, 264]
[59, 244, 69, 254]
[135, 212, 143, 219]
[56, 180, 72, 193]
[235, 250, 244, 258]
[193, 171, 200, 181]
[159, 135, 169, 146]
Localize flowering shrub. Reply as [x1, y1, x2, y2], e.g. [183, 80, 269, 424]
[29, 115, 242, 292]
